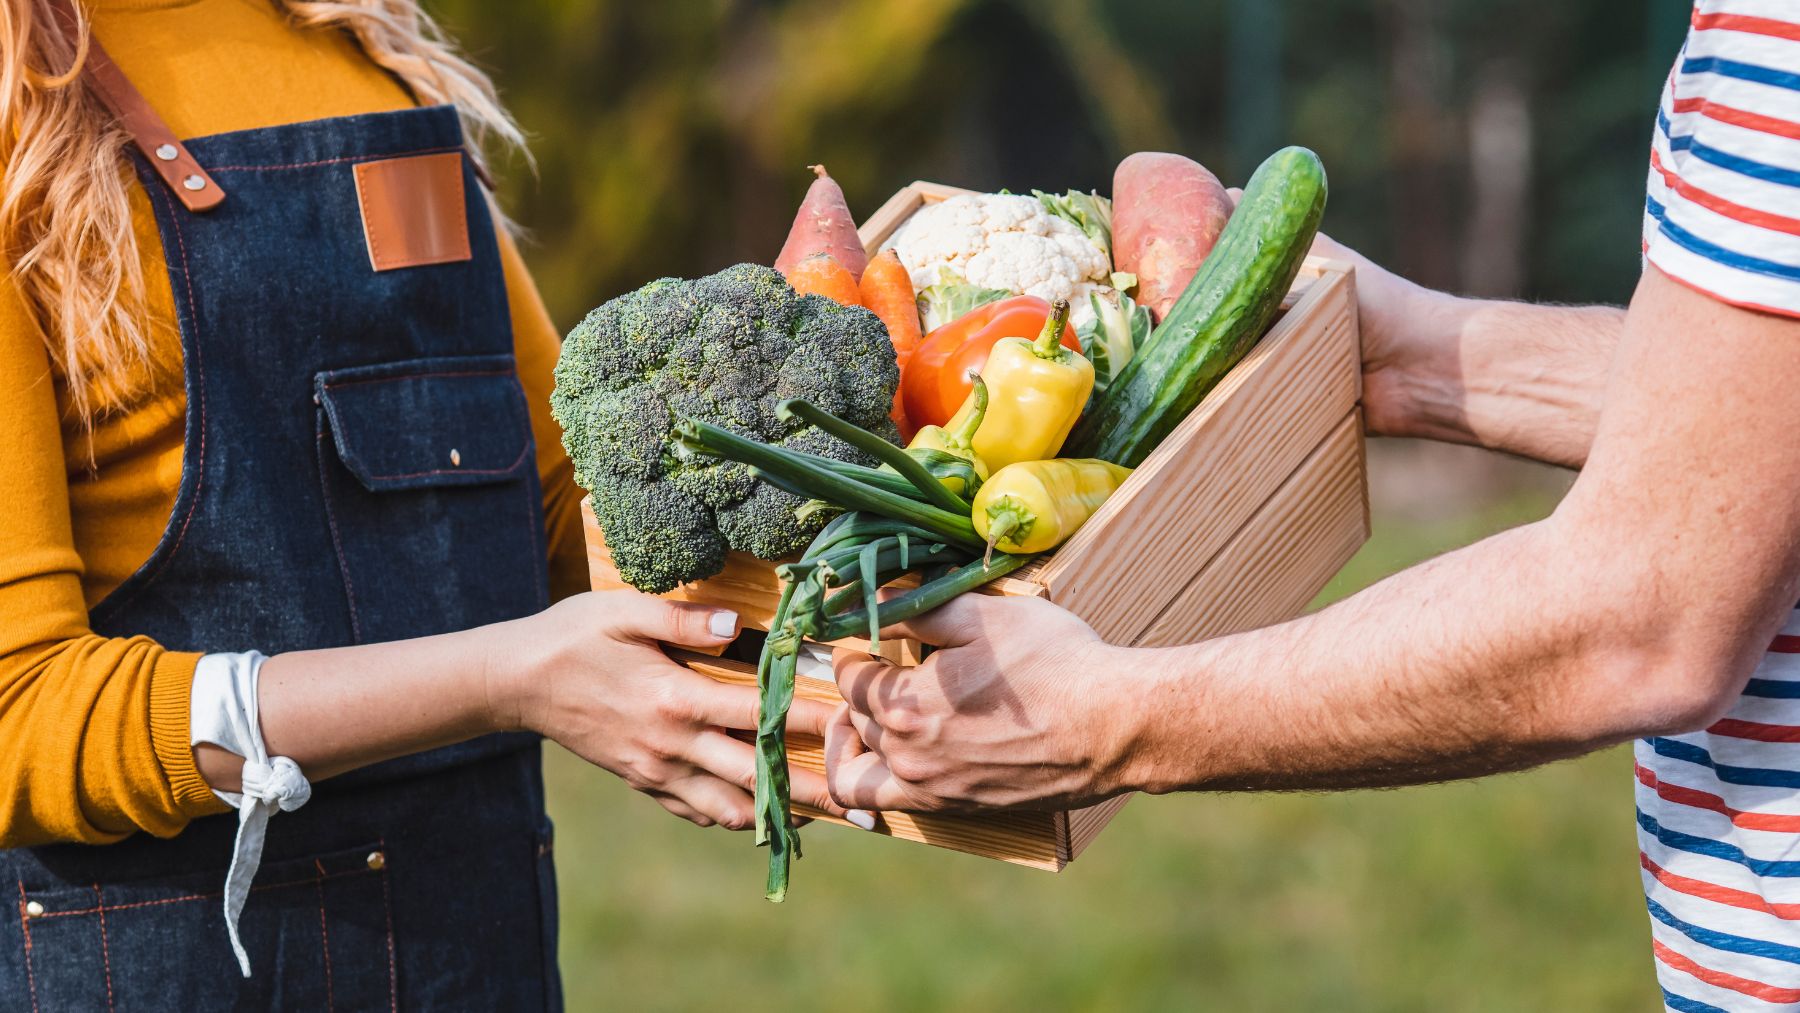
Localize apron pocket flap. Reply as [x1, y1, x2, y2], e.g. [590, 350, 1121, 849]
[317, 355, 533, 492]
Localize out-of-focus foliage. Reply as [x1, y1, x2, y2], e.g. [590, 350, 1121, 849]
[433, 0, 1685, 326]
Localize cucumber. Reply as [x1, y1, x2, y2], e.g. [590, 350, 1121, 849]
[1066, 146, 1327, 467]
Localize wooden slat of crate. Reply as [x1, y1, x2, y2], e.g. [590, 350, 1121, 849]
[1032, 263, 1360, 644]
[1136, 410, 1369, 648]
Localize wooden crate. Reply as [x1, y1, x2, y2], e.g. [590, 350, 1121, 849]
[581, 181, 1367, 871]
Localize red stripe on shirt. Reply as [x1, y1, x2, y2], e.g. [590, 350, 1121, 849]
[1709, 718, 1800, 742]
[1636, 763, 1800, 832]
[1652, 938, 1800, 1003]
[1692, 11, 1800, 45]
[1649, 147, 1800, 236]
[1772, 634, 1800, 653]
[1642, 853, 1800, 920]
[1669, 95, 1800, 144]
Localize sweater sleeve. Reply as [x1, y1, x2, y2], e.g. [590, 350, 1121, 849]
[0, 275, 224, 848]
[499, 227, 589, 603]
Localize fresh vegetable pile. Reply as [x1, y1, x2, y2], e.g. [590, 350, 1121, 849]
[552, 147, 1329, 901]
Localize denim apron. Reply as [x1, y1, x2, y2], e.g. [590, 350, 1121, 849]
[0, 106, 561, 1010]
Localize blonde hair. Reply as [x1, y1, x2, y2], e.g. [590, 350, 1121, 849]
[0, 0, 525, 423]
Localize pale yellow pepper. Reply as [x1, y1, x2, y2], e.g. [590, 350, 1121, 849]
[972, 457, 1133, 560]
[945, 299, 1093, 472]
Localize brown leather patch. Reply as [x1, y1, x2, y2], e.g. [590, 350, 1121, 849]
[352, 152, 472, 272]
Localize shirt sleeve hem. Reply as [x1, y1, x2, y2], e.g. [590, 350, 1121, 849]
[148, 650, 228, 816]
[1646, 239, 1800, 321]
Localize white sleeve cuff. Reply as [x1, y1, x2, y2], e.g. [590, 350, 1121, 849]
[188, 650, 312, 977]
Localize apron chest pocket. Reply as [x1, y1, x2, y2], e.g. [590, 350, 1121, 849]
[315, 355, 548, 644]
[317, 354, 534, 491]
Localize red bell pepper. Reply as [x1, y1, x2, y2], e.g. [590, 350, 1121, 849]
[899, 295, 1081, 433]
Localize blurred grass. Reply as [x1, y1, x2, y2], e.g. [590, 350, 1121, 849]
[545, 482, 1657, 1011]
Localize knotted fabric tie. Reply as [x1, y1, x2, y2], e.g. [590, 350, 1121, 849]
[190, 651, 312, 977]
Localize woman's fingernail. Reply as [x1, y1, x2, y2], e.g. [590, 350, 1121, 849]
[846, 809, 878, 831]
[709, 610, 738, 638]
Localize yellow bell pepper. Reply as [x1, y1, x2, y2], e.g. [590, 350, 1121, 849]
[972, 458, 1133, 561]
[945, 299, 1093, 472]
[904, 376, 990, 496]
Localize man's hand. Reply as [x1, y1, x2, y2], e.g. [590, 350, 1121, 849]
[825, 595, 1132, 812]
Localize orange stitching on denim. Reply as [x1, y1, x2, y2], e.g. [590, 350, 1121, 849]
[317, 420, 365, 643]
[18, 879, 38, 1013]
[316, 868, 335, 1012]
[361, 442, 532, 482]
[99, 178, 207, 618]
[321, 368, 515, 389]
[204, 145, 464, 173]
[379, 836, 396, 1012]
[27, 866, 376, 919]
[93, 886, 114, 1011]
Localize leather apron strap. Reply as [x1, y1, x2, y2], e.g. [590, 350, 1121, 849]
[46, 0, 225, 212]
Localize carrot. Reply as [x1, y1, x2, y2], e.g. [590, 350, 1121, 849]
[857, 250, 923, 435]
[785, 253, 861, 307]
[858, 250, 922, 365]
[775, 164, 868, 282]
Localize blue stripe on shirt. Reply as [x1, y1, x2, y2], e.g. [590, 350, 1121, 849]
[1664, 989, 1731, 1013]
[1681, 55, 1800, 93]
[1744, 678, 1800, 699]
[1649, 736, 1800, 789]
[1649, 897, 1800, 966]
[1647, 198, 1800, 282]
[1638, 809, 1800, 877]
[1689, 139, 1800, 186]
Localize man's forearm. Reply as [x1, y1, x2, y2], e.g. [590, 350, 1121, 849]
[1372, 293, 1623, 468]
[1122, 519, 1674, 793]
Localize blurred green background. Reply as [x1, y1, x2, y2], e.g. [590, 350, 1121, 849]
[423, 0, 1678, 1007]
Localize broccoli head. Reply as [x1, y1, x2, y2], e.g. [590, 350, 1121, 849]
[551, 262, 901, 593]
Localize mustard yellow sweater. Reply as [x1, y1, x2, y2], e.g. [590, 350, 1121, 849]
[0, 0, 585, 846]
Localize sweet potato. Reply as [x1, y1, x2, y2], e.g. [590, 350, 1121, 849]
[1112, 152, 1233, 321]
[785, 253, 861, 307]
[775, 164, 868, 282]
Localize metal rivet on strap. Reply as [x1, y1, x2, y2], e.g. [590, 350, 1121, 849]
[182, 174, 206, 192]
[23, 901, 43, 918]
[154, 143, 178, 162]
[449, 449, 461, 467]
[366, 850, 386, 871]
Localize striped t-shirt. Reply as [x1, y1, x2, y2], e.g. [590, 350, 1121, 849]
[1640, 6, 1800, 1010]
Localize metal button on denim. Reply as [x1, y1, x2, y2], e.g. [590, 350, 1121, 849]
[183, 174, 206, 191]
[23, 900, 42, 918]
[366, 850, 386, 870]
[450, 448, 461, 467]
[155, 143, 178, 161]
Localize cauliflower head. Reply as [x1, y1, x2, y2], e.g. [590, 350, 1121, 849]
[888, 193, 1112, 326]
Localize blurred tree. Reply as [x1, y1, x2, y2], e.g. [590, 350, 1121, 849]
[428, 0, 1682, 324]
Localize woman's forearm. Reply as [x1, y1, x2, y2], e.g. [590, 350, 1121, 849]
[197, 620, 518, 790]
[194, 591, 857, 828]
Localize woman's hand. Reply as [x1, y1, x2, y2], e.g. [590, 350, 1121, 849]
[491, 591, 865, 830]
[825, 594, 1138, 812]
